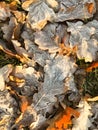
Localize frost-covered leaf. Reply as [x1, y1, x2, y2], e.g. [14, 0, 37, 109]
[54, 0, 96, 22]
[0, 64, 13, 91]
[12, 40, 29, 58]
[13, 66, 40, 91]
[0, 90, 17, 130]
[43, 23, 68, 45]
[1, 17, 17, 42]
[27, 1, 56, 30]
[72, 100, 92, 130]
[33, 55, 76, 113]
[0, 2, 11, 21]
[34, 31, 59, 53]
[67, 20, 98, 62]
[12, 106, 37, 129]
[21, 23, 34, 41]
[90, 103, 98, 129]
[24, 39, 50, 66]
[30, 113, 46, 130]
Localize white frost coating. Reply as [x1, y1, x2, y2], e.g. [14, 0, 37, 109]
[67, 20, 98, 62]
[33, 55, 77, 112]
[77, 39, 98, 62]
[54, 0, 96, 22]
[72, 100, 92, 130]
[0, 90, 17, 130]
[0, 64, 12, 91]
[27, 1, 56, 30]
[0, 74, 5, 91]
[44, 55, 76, 81]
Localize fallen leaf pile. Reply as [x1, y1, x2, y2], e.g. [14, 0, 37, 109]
[0, 0, 98, 130]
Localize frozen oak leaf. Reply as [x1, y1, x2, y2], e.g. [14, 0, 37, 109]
[27, 1, 56, 30]
[67, 20, 98, 62]
[0, 64, 13, 91]
[54, 0, 96, 22]
[0, 90, 17, 130]
[90, 103, 98, 129]
[0, 2, 11, 21]
[34, 31, 59, 53]
[72, 100, 92, 130]
[12, 106, 37, 129]
[23, 39, 50, 66]
[13, 66, 40, 90]
[1, 17, 17, 42]
[12, 40, 29, 58]
[33, 55, 76, 113]
[30, 114, 47, 130]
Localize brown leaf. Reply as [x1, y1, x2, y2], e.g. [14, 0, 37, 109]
[12, 11, 26, 23]
[59, 43, 77, 56]
[86, 61, 98, 72]
[19, 96, 30, 113]
[9, 1, 18, 10]
[0, 2, 11, 21]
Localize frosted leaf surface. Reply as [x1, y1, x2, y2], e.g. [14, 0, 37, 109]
[0, 90, 17, 130]
[67, 20, 98, 62]
[54, 0, 96, 22]
[27, 1, 56, 30]
[34, 31, 59, 53]
[33, 55, 76, 112]
[0, 64, 13, 91]
[72, 100, 92, 130]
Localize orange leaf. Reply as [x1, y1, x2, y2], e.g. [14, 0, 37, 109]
[9, 1, 17, 10]
[20, 96, 29, 113]
[86, 61, 98, 72]
[47, 107, 80, 130]
[85, 3, 94, 14]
